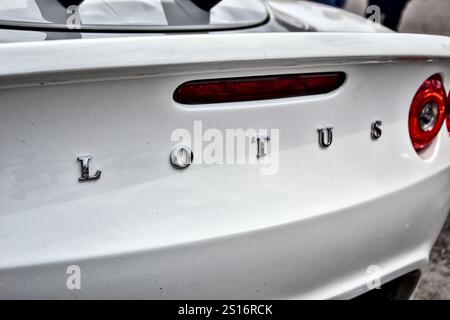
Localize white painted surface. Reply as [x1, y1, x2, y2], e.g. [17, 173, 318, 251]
[0, 33, 447, 78]
[0, 33, 449, 299]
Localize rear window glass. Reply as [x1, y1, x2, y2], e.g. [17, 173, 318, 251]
[0, 0, 268, 31]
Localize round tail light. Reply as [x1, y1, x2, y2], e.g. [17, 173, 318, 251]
[409, 75, 447, 152]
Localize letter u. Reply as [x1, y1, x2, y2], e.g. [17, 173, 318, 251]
[318, 127, 333, 148]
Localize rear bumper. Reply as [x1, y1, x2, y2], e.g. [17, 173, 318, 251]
[0, 166, 449, 299]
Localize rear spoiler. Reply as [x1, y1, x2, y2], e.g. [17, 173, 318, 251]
[0, 33, 449, 86]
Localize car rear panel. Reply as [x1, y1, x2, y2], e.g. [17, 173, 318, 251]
[0, 33, 450, 299]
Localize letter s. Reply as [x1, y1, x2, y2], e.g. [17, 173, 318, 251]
[371, 120, 383, 140]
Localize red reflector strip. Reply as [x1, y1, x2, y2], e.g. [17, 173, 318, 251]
[174, 72, 346, 105]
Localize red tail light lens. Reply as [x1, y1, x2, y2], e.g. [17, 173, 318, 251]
[447, 91, 450, 134]
[409, 75, 447, 152]
[174, 72, 346, 105]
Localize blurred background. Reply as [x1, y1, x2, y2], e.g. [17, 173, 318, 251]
[309, 0, 450, 300]
[310, 0, 450, 36]
[345, 0, 450, 36]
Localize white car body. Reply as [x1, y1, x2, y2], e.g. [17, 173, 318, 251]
[0, 0, 449, 299]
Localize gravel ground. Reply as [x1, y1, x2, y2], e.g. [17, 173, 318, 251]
[344, 0, 450, 300]
[413, 216, 450, 300]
